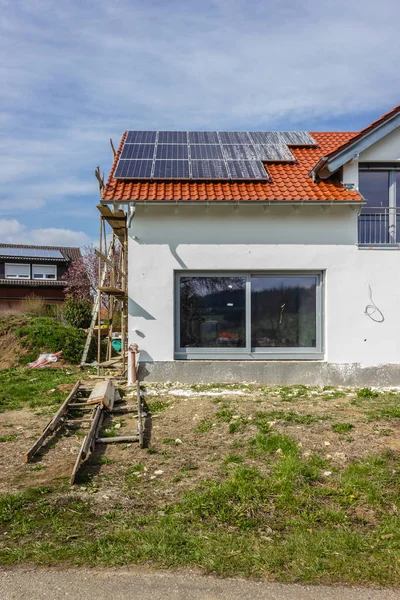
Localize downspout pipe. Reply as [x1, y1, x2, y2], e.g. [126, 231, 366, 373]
[127, 202, 136, 228]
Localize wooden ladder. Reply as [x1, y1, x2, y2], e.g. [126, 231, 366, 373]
[24, 379, 144, 484]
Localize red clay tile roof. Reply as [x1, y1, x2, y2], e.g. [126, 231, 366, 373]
[313, 104, 400, 171]
[102, 131, 363, 203]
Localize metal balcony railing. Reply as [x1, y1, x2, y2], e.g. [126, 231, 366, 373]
[358, 207, 400, 245]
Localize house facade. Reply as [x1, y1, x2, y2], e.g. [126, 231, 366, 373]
[101, 105, 400, 386]
[0, 244, 81, 312]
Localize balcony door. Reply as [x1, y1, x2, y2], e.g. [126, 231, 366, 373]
[358, 167, 400, 244]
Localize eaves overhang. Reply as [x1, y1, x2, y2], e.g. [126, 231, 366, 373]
[311, 106, 400, 180]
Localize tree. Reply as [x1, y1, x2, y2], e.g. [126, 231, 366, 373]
[62, 245, 97, 301]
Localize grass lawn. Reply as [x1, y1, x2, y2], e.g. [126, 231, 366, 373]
[0, 374, 399, 585]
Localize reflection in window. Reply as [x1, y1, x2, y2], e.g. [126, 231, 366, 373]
[359, 171, 389, 211]
[251, 277, 317, 348]
[359, 171, 390, 244]
[180, 277, 246, 348]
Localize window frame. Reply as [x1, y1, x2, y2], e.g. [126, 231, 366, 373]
[174, 271, 324, 360]
[31, 264, 57, 280]
[4, 263, 31, 279]
[358, 164, 400, 245]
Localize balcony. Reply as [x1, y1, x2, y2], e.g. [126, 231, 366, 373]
[358, 207, 400, 246]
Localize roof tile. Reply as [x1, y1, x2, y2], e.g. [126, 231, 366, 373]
[102, 131, 363, 203]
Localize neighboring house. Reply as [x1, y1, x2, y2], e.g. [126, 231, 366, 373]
[0, 244, 81, 312]
[101, 104, 400, 386]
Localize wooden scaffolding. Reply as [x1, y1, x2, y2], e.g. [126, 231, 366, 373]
[80, 202, 129, 378]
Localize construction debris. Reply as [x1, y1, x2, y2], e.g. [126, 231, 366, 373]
[27, 351, 63, 369]
[24, 378, 145, 484]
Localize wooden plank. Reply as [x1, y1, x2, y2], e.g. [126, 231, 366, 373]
[98, 353, 127, 368]
[70, 404, 102, 485]
[137, 381, 144, 449]
[96, 435, 139, 443]
[94, 249, 124, 277]
[86, 378, 116, 411]
[24, 380, 80, 463]
[98, 286, 126, 299]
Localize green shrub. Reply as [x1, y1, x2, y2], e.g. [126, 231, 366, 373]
[63, 297, 92, 329]
[16, 317, 86, 363]
[357, 387, 379, 399]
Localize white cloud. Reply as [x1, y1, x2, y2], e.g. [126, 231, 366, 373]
[0, 218, 89, 247]
[0, 0, 399, 231]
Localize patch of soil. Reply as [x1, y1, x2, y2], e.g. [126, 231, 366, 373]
[0, 332, 28, 369]
[0, 384, 399, 517]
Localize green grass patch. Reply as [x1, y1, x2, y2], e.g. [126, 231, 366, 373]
[0, 434, 18, 442]
[332, 423, 354, 434]
[195, 418, 214, 433]
[147, 400, 171, 414]
[0, 368, 81, 413]
[357, 387, 379, 399]
[249, 432, 299, 456]
[16, 317, 89, 364]
[1, 451, 400, 585]
[215, 408, 235, 422]
[254, 410, 326, 425]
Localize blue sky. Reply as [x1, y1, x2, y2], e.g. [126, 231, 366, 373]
[0, 0, 399, 247]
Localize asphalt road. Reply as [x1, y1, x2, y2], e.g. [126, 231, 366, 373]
[1, 567, 398, 600]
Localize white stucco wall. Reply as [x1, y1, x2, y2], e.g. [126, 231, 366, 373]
[359, 127, 400, 162]
[128, 204, 400, 369]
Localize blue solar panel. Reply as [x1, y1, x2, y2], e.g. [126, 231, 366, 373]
[116, 129, 312, 180]
[219, 131, 252, 144]
[190, 145, 224, 160]
[255, 145, 295, 161]
[121, 144, 155, 159]
[248, 132, 284, 145]
[191, 160, 229, 179]
[156, 144, 189, 160]
[227, 161, 269, 180]
[0, 247, 64, 258]
[126, 131, 157, 143]
[223, 144, 259, 160]
[158, 131, 188, 144]
[188, 131, 219, 144]
[114, 159, 153, 178]
[153, 160, 190, 178]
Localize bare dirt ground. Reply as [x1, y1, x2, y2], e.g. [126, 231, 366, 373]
[1, 382, 399, 514]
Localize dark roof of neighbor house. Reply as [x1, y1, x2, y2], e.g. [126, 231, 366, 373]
[0, 278, 67, 287]
[102, 131, 363, 203]
[0, 244, 81, 262]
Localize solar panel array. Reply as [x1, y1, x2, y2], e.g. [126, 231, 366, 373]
[114, 131, 317, 181]
[0, 248, 65, 259]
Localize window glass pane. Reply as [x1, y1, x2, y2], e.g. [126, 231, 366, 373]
[32, 265, 57, 279]
[180, 277, 246, 348]
[359, 171, 390, 244]
[251, 276, 317, 348]
[359, 171, 389, 212]
[5, 264, 30, 278]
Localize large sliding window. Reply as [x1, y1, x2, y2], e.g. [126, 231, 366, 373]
[176, 272, 323, 359]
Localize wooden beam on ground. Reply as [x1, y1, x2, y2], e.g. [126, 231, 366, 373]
[86, 378, 116, 411]
[70, 404, 103, 485]
[96, 435, 139, 444]
[24, 381, 81, 463]
[137, 381, 144, 448]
